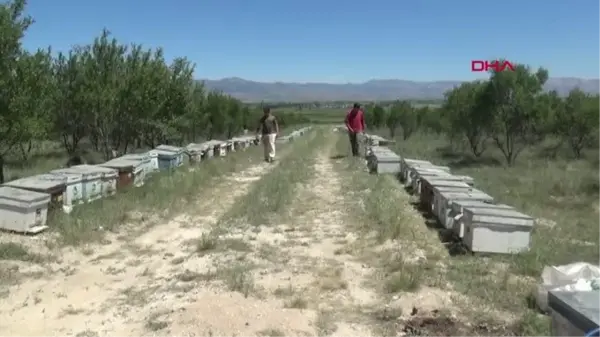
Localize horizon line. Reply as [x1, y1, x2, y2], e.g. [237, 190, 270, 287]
[197, 76, 600, 85]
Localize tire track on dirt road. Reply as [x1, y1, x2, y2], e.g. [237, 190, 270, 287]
[263, 132, 380, 336]
[0, 142, 302, 337]
[162, 131, 381, 336]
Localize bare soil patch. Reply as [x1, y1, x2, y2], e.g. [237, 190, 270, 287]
[0, 161, 279, 336]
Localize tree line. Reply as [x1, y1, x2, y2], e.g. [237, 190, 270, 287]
[0, 0, 309, 183]
[363, 61, 599, 165]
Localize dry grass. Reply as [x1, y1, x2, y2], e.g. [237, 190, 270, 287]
[216, 129, 323, 229]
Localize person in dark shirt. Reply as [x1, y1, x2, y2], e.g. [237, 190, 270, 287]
[256, 107, 279, 162]
[345, 103, 366, 157]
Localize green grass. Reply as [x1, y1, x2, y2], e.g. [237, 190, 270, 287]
[386, 131, 599, 271]
[216, 129, 321, 228]
[48, 145, 267, 245]
[277, 107, 346, 124]
[330, 130, 576, 335]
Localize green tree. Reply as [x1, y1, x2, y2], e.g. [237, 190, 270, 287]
[0, 0, 34, 183]
[398, 103, 418, 140]
[371, 104, 386, 129]
[555, 89, 600, 158]
[442, 81, 490, 157]
[386, 101, 402, 137]
[483, 61, 549, 165]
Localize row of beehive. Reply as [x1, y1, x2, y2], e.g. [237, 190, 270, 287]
[0, 129, 311, 235]
[276, 127, 311, 143]
[363, 134, 535, 255]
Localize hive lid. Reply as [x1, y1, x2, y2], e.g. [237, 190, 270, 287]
[186, 143, 209, 151]
[205, 140, 226, 146]
[463, 206, 532, 220]
[121, 153, 150, 161]
[150, 149, 176, 156]
[402, 159, 432, 164]
[425, 179, 471, 188]
[156, 144, 183, 152]
[549, 290, 599, 333]
[0, 186, 51, 203]
[71, 164, 116, 174]
[375, 152, 400, 159]
[440, 191, 494, 201]
[99, 159, 135, 171]
[50, 169, 86, 183]
[4, 174, 67, 192]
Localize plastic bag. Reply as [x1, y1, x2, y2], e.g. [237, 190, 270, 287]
[535, 262, 600, 312]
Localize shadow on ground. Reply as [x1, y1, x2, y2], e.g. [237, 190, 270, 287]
[435, 146, 502, 169]
[400, 182, 470, 257]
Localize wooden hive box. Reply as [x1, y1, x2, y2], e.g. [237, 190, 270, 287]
[4, 174, 67, 212]
[433, 189, 495, 229]
[401, 159, 433, 186]
[155, 145, 185, 166]
[0, 186, 51, 234]
[419, 177, 470, 211]
[410, 167, 453, 194]
[99, 158, 145, 189]
[461, 206, 534, 254]
[449, 201, 512, 238]
[373, 152, 401, 174]
[549, 290, 599, 337]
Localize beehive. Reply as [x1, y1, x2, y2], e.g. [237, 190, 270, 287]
[461, 206, 534, 254]
[549, 290, 599, 337]
[419, 177, 470, 210]
[0, 186, 51, 234]
[401, 159, 433, 186]
[4, 174, 67, 212]
[433, 189, 495, 228]
[372, 152, 401, 174]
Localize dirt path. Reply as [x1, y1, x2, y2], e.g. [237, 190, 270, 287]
[154, 134, 383, 336]
[0, 160, 282, 336]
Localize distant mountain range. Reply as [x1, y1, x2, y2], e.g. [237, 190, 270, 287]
[200, 77, 600, 102]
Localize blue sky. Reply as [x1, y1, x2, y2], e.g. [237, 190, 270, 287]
[22, 0, 599, 83]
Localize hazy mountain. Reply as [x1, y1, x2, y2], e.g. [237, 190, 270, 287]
[200, 77, 600, 102]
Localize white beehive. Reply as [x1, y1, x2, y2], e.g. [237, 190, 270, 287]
[121, 153, 154, 176]
[410, 167, 453, 194]
[433, 189, 495, 228]
[147, 150, 160, 172]
[3, 174, 67, 211]
[401, 159, 433, 186]
[0, 186, 51, 233]
[461, 206, 535, 254]
[155, 145, 185, 166]
[49, 168, 87, 213]
[449, 201, 512, 238]
[185, 143, 206, 163]
[70, 164, 117, 200]
[216, 142, 227, 157]
[372, 152, 401, 174]
[56, 166, 102, 203]
[419, 178, 471, 211]
[226, 140, 234, 152]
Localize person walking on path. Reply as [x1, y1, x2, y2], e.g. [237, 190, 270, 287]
[256, 107, 279, 163]
[345, 103, 366, 157]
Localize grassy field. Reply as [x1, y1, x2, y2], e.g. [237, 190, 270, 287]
[0, 126, 596, 336]
[278, 107, 346, 125]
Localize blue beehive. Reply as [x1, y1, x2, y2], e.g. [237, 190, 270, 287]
[155, 145, 185, 167]
[153, 149, 180, 171]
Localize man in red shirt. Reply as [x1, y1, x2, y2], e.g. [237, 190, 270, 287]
[345, 103, 366, 157]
